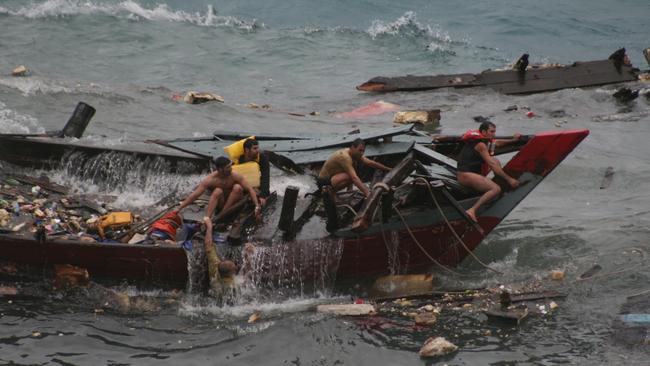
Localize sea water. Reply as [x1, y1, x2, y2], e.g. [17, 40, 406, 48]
[1, 0, 650, 364]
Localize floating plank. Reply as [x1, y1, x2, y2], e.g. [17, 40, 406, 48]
[357, 73, 478, 92]
[357, 59, 639, 95]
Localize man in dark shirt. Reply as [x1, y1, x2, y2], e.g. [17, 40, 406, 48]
[238, 139, 270, 206]
[457, 122, 520, 222]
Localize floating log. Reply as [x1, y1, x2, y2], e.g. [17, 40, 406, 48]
[352, 152, 415, 232]
[278, 186, 299, 232]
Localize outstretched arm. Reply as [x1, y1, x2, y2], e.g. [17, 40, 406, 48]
[361, 156, 391, 172]
[346, 165, 370, 196]
[495, 133, 521, 148]
[178, 181, 208, 211]
[203, 217, 221, 282]
[476, 143, 519, 188]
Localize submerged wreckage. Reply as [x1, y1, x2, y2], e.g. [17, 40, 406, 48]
[357, 48, 650, 95]
[0, 107, 589, 289]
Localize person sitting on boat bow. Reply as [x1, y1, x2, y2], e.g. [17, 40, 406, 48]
[237, 138, 270, 207]
[178, 156, 263, 222]
[457, 122, 521, 223]
[317, 138, 391, 197]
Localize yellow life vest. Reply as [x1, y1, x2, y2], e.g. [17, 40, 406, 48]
[232, 161, 261, 188]
[223, 136, 255, 163]
[223, 137, 261, 188]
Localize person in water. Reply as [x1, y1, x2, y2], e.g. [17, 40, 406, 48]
[317, 138, 391, 197]
[457, 121, 521, 223]
[178, 156, 262, 221]
[237, 138, 270, 206]
[203, 216, 237, 300]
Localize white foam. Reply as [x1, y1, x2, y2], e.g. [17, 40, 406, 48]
[0, 76, 73, 96]
[178, 294, 344, 320]
[367, 11, 453, 44]
[2, 1, 260, 31]
[0, 100, 44, 134]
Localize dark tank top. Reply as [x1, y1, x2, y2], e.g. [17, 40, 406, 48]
[457, 140, 484, 173]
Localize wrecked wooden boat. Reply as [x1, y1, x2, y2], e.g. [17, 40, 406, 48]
[0, 126, 589, 289]
[357, 48, 647, 95]
[0, 102, 211, 174]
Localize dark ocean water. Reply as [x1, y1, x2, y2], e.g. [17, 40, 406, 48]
[1, 0, 650, 364]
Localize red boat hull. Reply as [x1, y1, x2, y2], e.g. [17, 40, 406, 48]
[0, 130, 588, 287]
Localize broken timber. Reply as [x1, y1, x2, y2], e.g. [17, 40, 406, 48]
[352, 152, 416, 232]
[357, 59, 639, 95]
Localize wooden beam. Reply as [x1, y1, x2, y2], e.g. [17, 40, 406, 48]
[352, 152, 415, 232]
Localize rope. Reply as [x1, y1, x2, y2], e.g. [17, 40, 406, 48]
[372, 182, 391, 192]
[414, 177, 504, 275]
[336, 203, 358, 216]
[392, 204, 464, 276]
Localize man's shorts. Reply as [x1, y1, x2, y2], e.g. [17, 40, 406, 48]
[316, 176, 332, 189]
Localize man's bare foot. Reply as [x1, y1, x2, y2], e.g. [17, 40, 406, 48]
[465, 209, 478, 223]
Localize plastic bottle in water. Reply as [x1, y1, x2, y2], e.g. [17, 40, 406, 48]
[13, 202, 20, 216]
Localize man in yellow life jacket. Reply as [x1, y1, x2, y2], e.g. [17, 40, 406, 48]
[237, 139, 270, 206]
[317, 138, 391, 197]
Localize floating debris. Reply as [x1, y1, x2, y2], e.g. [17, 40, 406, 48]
[370, 274, 434, 300]
[393, 110, 440, 126]
[183, 91, 224, 104]
[600, 167, 614, 189]
[11, 65, 29, 77]
[419, 337, 458, 358]
[316, 303, 376, 316]
[550, 269, 565, 281]
[248, 311, 262, 323]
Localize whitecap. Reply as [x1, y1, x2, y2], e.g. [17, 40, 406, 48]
[0, 100, 44, 134]
[366, 11, 454, 44]
[4, 0, 260, 31]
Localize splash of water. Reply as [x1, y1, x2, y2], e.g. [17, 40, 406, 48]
[0, 100, 44, 134]
[1, 0, 260, 31]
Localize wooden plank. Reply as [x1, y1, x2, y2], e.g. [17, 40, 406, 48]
[10, 174, 69, 194]
[357, 59, 639, 95]
[352, 153, 416, 232]
[260, 124, 414, 152]
[412, 143, 457, 170]
[357, 73, 478, 92]
[277, 141, 413, 165]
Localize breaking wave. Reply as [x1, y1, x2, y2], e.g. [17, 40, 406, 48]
[0, 0, 260, 31]
[365, 11, 467, 57]
[0, 100, 44, 134]
[368, 11, 462, 44]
